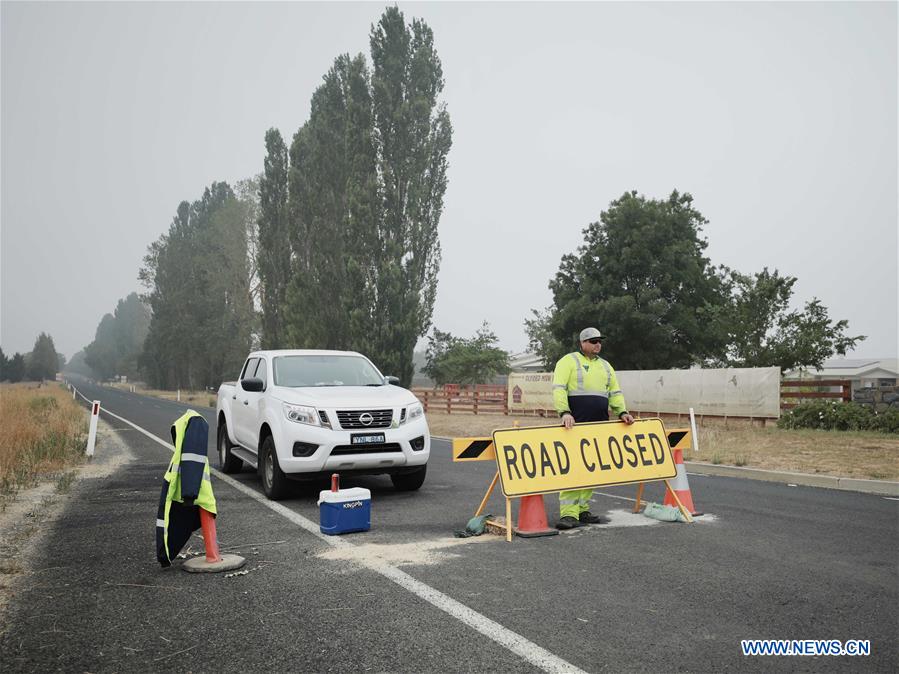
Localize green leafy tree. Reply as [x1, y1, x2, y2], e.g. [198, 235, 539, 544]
[720, 268, 865, 370]
[421, 329, 460, 385]
[257, 129, 291, 348]
[84, 313, 118, 379]
[6, 353, 26, 382]
[85, 293, 151, 380]
[285, 53, 379, 352]
[524, 308, 565, 371]
[283, 8, 451, 387]
[0, 347, 8, 380]
[28, 333, 59, 380]
[112, 293, 151, 378]
[197, 196, 257, 384]
[368, 8, 452, 385]
[140, 182, 255, 389]
[541, 190, 728, 370]
[64, 350, 97, 378]
[422, 323, 510, 386]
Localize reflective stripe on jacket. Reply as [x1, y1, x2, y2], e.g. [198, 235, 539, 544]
[155, 410, 216, 566]
[552, 352, 627, 423]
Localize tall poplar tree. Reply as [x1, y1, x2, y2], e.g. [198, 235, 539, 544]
[278, 7, 451, 384]
[285, 53, 380, 351]
[140, 182, 255, 388]
[368, 7, 452, 384]
[257, 129, 291, 348]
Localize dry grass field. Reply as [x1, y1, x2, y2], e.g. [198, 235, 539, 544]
[425, 411, 899, 481]
[0, 383, 87, 507]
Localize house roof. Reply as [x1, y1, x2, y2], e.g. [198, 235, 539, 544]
[785, 358, 898, 379]
[508, 351, 544, 371]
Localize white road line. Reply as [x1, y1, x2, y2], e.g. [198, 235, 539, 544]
[96, 406, 587, 674]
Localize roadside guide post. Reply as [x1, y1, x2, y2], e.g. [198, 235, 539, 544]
[689, 407, 699, 452]
[86, 400, 100, 457]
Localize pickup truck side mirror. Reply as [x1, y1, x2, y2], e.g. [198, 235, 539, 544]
[241, 377, 264, 392]
[385, 375, 400, 386]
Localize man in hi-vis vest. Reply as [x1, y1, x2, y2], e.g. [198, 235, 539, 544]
[552, 327, 635, 530]
[156, 410, 217, 566]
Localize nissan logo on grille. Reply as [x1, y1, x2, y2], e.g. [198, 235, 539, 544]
[336, 409, 393, 429]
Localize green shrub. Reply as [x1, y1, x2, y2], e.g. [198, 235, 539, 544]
[870, 408, 899, 434]
[778, 401, 898, 434]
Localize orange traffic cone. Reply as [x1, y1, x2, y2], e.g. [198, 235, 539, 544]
[663, 448, 703, 516]
[182, 508, 246, 573]
[199, 508, 222, 563]
[514, 495, 559, 538]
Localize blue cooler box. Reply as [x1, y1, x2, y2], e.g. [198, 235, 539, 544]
[318, 487, 371, 535]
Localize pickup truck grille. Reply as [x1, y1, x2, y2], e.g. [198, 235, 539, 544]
[336, 409, 393, 429]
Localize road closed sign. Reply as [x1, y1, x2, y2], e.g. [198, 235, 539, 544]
[492, 418, 677, 497]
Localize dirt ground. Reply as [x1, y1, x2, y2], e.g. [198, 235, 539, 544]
[0, 423, 131, 625]
[425, 411, 899, 481]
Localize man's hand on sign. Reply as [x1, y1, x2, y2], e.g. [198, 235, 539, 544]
[561, 412, 575, 430]
[619, 412, 635, 425]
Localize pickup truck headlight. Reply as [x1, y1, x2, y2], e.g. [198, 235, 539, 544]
[405, 402, 424, 423]
[283, 402, 321, 426]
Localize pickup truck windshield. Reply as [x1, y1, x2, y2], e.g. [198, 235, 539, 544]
[273, 355, 384, 387]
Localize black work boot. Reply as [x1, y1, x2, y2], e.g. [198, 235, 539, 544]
[579, 511, 608, 524]
[556, 516, 582, 530]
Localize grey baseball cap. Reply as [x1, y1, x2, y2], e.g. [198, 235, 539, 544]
[579, 327, 603, 341]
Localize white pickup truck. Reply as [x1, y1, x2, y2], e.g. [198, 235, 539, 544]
[216, 349, 430, 500]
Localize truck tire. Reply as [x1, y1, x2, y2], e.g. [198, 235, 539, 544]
[217, 421, 243, 474]
[260, 435, 289, 501]
[391, 465, 427, 492]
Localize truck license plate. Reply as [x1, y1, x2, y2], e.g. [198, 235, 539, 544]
[351, 433, 385, 445]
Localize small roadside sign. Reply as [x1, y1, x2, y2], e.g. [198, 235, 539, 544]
[492, 418, 677, 497]
[666, 428, 691, 451]
[452, 438, 495, 462]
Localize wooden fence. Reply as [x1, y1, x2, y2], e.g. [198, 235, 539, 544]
[779, 379, 851, 410]
[413, 379, 854, 418]
[412, 386, 509, 415]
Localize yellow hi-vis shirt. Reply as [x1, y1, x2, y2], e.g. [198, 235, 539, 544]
[552, 351, 628, 422]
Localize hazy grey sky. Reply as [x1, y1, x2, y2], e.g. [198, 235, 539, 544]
[2, 1, 897, 363]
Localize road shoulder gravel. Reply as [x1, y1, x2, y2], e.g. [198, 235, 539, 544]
[0, 419, 133, 629]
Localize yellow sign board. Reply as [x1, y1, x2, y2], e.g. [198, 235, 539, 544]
[452, 438, 496, 462]
[666, 427, 692, 451]
[491, 418, 676, 497]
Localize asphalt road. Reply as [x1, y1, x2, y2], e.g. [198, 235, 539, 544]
[1, 376, 896, 673]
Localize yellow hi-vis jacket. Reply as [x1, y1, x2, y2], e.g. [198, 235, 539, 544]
[155, 410, 216, 567]
[552, 352, 628, 423]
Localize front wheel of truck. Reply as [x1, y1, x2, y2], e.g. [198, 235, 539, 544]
[259, 435, 289, 501]
[391, 465, 427, 492]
